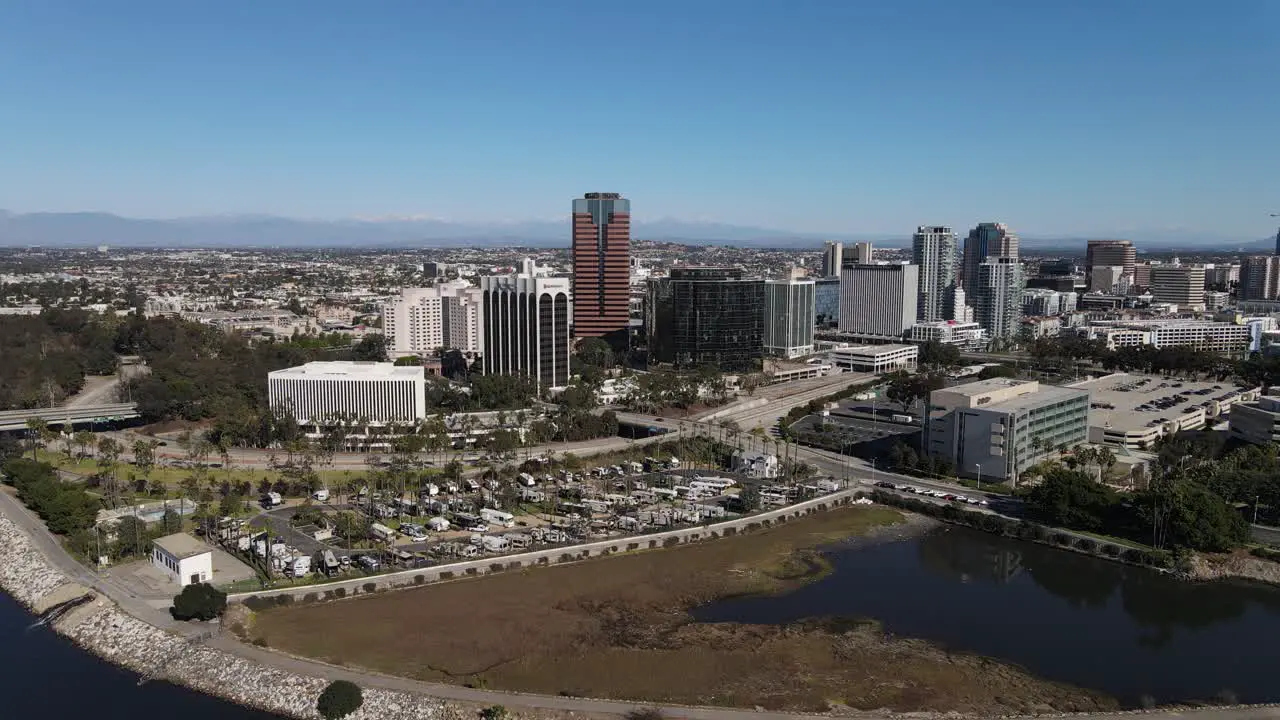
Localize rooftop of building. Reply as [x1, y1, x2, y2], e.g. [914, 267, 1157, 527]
[268, 361, 424, 380]
[153, 532, 211, 560]
[829, 343, 917, 356]
[932, 378, 1088, 413]
[1069, 373, 1252, 433]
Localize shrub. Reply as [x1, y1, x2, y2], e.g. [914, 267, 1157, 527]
[243, 596, 270, 611]
[303, 592, 319, 604]
[334, 587, 346, 598]
[466, 568, 478, 575]
[1102, 544, 1121, 557]
[1076, 538, 1097, 553]
[274, 594, 293, 606]
[559, 553, 574, 563]
[480, 705, 509, 720]
[1052, 533, 1070, 546]
[663, 537, 680, 548]
[362, 583, 376, 593]
[627, 543, 639, 551]
[507, 561, 521, 570]
[170, 583, 227, 621]
[1121, 548, 1144, 563]
[440, 571, 455, 579]
[489, 563, 505, 573]
[414, 575, 425, 585]
[625, 708, 666, 720]
[323, 590, 335, 601]
[316, 679, 363, 719]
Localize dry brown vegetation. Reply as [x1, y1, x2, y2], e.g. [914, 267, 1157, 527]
[249, 506, 1116, 714]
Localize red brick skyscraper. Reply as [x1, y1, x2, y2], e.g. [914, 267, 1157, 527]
[571, 192, 631, 340]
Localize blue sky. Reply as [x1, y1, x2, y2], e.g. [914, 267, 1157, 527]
[0, 0, 1276, 238]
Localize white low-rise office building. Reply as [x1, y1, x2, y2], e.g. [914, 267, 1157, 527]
[268, 361, 428, 426]
[151, 532, 213, 587]
[925, 378, 1089, 484]
[1229, 395, 1280, 446]
[829, 344, 918, 373]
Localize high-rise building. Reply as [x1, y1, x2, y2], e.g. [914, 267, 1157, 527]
[571, 192, 631, 340]
[646, 268, 764, 372]
[814, 277, 840, 327]
[762, 272, 816, 359]
[838, 263, 919, 338]
[1148, 264, 1207, 308]
[480, 261, 571, 391]
[961, 222, 1019, 290]
[1085, 240, 1136, 290]
[852, 242, 874, 264]
[975, 257, 1025, 342]
[911, 225, 957, 322]
[820, 241, 843, 278]
[1240, 256, 1280, 301]
[1088, 265, 1126, 293]
[383, 282, 484, 358]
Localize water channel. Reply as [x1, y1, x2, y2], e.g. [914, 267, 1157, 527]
[697, 524, 1280, 706]
[0, 591, 282, 720]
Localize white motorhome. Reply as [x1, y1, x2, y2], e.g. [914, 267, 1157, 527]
[370, 523, 396, 542]
[480, 508, 515, 528]
[426, 516, 450, 532]
[286, 555, 312, 577]
[482, 535, 511, 553]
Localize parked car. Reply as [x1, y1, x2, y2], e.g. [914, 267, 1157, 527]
[874, 481, 896, 489]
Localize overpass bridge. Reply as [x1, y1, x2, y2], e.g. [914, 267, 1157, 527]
[0, 403, 140, 432]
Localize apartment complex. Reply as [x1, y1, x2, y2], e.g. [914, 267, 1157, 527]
[571, 192, 631, 340]
[480, 262, 572, 391]
[268, 361, 428, 426]
[909, 320, 987, 350]
[383, 282, 483, 358]
[646, 267, 765, 372]
[912, 225, 958, 323]
[1078, 320, 1252, 354]
[925, 378, 1089, 484]
[762, 274, 816, 359]
[974, 256, 1025, 342]
[1240, 256, 1280, 302]
[838, 262, 919, 338]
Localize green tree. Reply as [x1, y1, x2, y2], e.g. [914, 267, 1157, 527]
[170, 582, 227, 621]
[1023, 465, 1115, 532]
[316, 680, 364, 720]
[884, 370, 945, 413]
[575, 337, 615, 369]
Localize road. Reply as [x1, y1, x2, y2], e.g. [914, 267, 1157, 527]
[63, 365, 149, 409]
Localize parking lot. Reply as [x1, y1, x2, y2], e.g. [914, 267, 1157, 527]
[212, 452, 850, 587]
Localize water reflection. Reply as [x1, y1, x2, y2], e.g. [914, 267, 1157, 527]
[697, 525, 1280, 704]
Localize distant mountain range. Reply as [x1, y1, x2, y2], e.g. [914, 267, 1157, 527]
[0, 209, 1271, 251]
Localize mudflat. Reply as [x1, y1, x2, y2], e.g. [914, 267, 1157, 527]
[249, 506, 1116, 714]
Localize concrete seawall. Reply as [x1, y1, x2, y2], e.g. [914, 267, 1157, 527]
[231, 488, 866, 604]
[0, 514, 462, 720]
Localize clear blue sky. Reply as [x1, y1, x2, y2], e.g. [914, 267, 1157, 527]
[1, 0, 1276, 238]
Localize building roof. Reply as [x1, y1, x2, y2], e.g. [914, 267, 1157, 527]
[1070, 372, 1251, 434]
[268, 361, 423, 380]
[933, 378, 1088, 414]
[831, 344, 917, 357]
[153, 532, 211, 560]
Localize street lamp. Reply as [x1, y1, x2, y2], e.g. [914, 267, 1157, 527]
[974, 463, 982, 493]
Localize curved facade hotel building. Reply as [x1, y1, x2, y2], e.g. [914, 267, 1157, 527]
[268, 361, 428, 426]
[481, 263, 571, 391]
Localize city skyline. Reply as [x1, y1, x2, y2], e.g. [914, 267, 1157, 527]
[0, 1, 1275, 239]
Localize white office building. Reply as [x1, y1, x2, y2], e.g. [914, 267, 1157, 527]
[151, 533, 213, 587]
[481, 260, 572, 391]
[763, 275, 816, 358]
[268, 361, 428, 426]
[925, 379, 1089, 484]
[383, 281, 484, 358]
[820, 241, 843, 278]
[1078, 320, 1251, 354]
[829, 344, 918, 373]
[912, 225, 958, 323]
[909, 320, 988, 350]
[839, 263, 919, 338]
[1149, 264, 1207, 309]
[974, 257, 1025, 342]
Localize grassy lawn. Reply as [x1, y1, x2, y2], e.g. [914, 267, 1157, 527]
[35, 448, 355, 492]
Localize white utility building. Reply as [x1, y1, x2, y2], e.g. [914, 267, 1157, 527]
[268, 361, 428, 426]
[151, 533, 213, 587]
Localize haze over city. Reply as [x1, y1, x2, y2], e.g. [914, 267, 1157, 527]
[2, 0, 1277, 244]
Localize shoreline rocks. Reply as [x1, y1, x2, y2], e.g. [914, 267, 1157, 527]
[0, 516, 464, 720]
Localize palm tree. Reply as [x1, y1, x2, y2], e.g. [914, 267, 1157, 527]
[24, 417, 49, 460]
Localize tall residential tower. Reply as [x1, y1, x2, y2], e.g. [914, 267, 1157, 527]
[912, 225, 958, 322]
[961, 222, 1019, 290]
[571, 192, 631, 341]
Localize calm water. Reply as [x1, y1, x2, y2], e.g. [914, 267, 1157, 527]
[0, 592, 283, 720]
[697, 525, 1280, 706]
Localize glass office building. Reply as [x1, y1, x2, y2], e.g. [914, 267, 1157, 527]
[646, 267, 765, 372]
